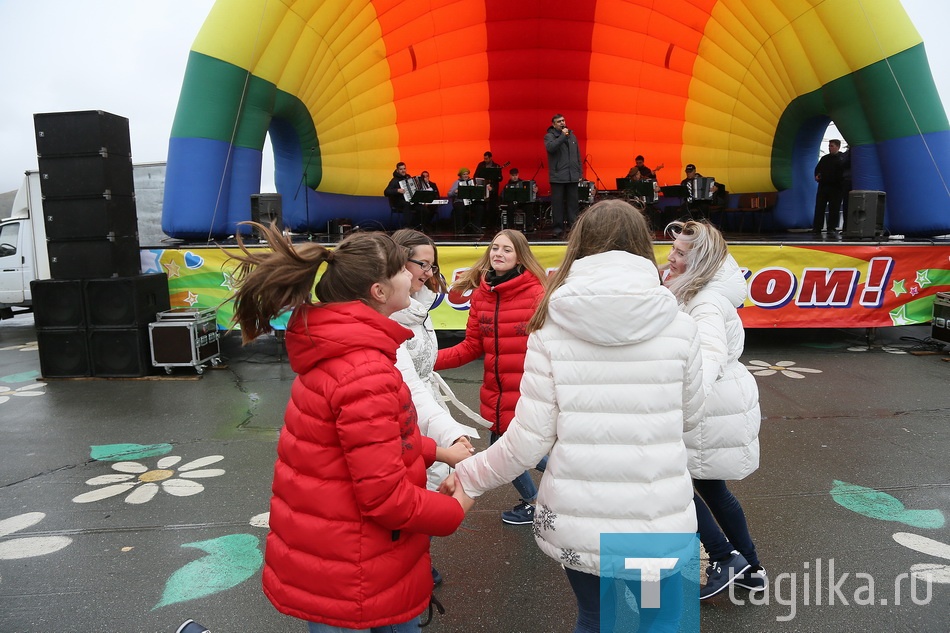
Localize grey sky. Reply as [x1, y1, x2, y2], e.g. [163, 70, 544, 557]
[0, 0, 946, 195]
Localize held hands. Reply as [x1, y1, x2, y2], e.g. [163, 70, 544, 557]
[440, 473, 475, 513]
[436, 441, 476, 468]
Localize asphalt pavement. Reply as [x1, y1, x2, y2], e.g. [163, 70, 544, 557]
[1, 312, 948, 632]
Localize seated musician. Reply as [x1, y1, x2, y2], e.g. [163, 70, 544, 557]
[417, 170, 440, 230]
[680, 164, 711, 218]
[383, 161, 416, 228]
[503, 167, 537, 194]
[626, 155, 662, 180]
[502, 168, 539, 229]
[448, 167, 485, 232]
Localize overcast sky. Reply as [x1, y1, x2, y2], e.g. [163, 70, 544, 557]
[0, 0, 946, 195]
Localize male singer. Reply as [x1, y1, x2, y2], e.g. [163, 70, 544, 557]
[544, 114, 582, 236]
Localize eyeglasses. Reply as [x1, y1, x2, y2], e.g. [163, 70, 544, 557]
[408, 259, 439, 274]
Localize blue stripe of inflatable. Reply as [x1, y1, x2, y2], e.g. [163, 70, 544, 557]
[876, 130, 950, 235]
[163, 137, 233, 239]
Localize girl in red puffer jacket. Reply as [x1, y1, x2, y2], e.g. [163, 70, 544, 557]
[435, 229, 547, 526]
[230, 224, 473, 632]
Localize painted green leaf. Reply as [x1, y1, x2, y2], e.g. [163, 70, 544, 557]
[830, 480, 945, 529]
[0, 370, 41, 383]
[89, 443, 174, 461]
[153, 534, 263, 609]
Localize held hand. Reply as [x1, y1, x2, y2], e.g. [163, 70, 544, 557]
[453, 436, 475, 452]
[437, 442, 475, 468]
[452, 478, 475, 513]
[439, 472, 457, 495]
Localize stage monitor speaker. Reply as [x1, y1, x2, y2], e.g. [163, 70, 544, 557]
[38, 154, 135, 198]
[250, 193, 283, 233]
[36, 328, 91, 378]
[89, 327, 151, 377]
[932, 292, 950, 344]
[33, 110, 132, 158]
[48, 236, 141, 279]
[844, 190, 885, 238]
[42, 195, 138, 240]
[30, 279, 85, 328]
[84, 273, 170, 328]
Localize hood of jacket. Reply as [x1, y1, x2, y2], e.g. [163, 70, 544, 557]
[392, 287, 437, 330]
[697, 255, 746, 309]
[547, 250, 680, 346]
[285, 301, 412, 375]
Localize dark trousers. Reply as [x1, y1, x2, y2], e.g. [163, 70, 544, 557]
[550, 181, 579, 228]
[693, 479, 759, 567]
[564, 567, 683, 633]
[813, 186, 843, 232]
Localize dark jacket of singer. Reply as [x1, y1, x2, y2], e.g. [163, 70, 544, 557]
[544, 126, 582, 183]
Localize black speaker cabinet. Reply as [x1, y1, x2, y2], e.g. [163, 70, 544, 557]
[38, 154, 134, 198]
[31, 279, 85, 328]
[42, 195, 138, 240]
[36, 328, 91, 378]
[932, 292, 950, 344]
[84, 273, 170, 328]
[48, 236, 141, 280]
[250, 193, 283, 228]
[88, 327, 151, 377]
[844, 190, 885, 238]
[33, 110, 131, 157]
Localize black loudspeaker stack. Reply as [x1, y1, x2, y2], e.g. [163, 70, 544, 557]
[844, 190, 886, 238]
[250, 193, 283, 238]
[32, 274, 170, 378]
[32, 111, 168, 378]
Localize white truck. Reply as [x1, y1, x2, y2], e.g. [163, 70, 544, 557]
[0, 162, 167, 319]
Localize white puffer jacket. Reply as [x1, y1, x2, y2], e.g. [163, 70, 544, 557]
[455, 251, 704, 576]
[393, 288, 479, 491]
[681, 255, 760, 480]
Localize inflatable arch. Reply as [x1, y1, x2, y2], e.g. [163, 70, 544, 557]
[163, 0, 950, 238]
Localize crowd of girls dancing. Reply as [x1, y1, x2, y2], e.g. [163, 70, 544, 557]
[228, 199, 764, 633]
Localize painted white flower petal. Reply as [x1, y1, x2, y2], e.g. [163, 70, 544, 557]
[73, 482, 137, 503]
[161, 478, 204, 496]
[793, 366, 822, 373]
[14, 383, 46, 393]
[10, 391, 43, 397]
[111, 461, 148, 474]
[0, 396, 9, 405]
[0, 388, 11, 395]
[178, 455, 224, 471]
[747, 360, 771, 367]
[752, 370, 777, 376]
[776, 360, 797, 367]
[910, 563, 950, 584]
[882, 346, 907, 355]
[0, 536, 72, 560]
[85, 473, 135, 486]
[847, 346, 869, 352]
[781, 370, 806, 379]
[0, 512, 45, 538]
[156, 455, 182, 469]
[893, 532, 950, 560]
[249, 512, 270, 529]
[178, 468, 225, 479]
[125, 482, 159, 505]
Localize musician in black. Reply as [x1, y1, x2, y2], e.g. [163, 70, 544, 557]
[813, 140, 846, 234]
[419, 170, 440, 198]
[416, 170, 440, 230]
[475, 151, 502, 228]
[384, 162, 416, 228]
[544, 114, 582, 235]
[501, 168, 539, 230]
[626, 155, 656, 180]
[680, 163, 708, 217]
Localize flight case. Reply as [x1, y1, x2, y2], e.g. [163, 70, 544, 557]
[149, 308, 221, 374]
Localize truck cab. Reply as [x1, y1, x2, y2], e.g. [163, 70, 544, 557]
[0, 173, 48, 317]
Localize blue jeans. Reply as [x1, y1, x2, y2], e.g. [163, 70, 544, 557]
[564, 567, 683, 633]
[490, 432, 548, 502]
[307, 617, 420, 633]
[693, 479, 759, 567]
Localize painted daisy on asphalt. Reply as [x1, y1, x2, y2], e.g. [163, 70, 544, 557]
[744, 359, 822, 379]
[72, 455, 225, 504]
[0, 341, 39, 352]
[0, 383, 45, 405]
[0, 512, 72, 582]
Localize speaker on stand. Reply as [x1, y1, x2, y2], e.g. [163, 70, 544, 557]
[844, 190, 885, 239]
[250, 193, 283, 239]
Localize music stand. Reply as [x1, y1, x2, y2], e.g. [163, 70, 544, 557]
[457, 185, 487, 200]
[503, 185, 532, 203]
[481, 167, 503, 182]
[660, 185, 689, 198]
[616, 177, 635, 190]
[631, 181, 657, 198]
[410, 189, 437, 203]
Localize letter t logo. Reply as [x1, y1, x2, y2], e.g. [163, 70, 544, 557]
[624, 558, 679, 608]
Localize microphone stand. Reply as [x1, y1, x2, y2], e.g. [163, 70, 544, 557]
[531, 160, 544, 182]
[294, 146, 317, 240]
[584, 156, 607, 190]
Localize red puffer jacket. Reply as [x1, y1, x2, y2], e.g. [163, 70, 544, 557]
[435, 270, 544, 434]
[262, 301, 465, 629]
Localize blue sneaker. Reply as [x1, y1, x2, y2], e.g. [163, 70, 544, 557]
[501, 499, 535, 525]
[700, 551, 751, 600]
[733, 566, 767, 592]
[431, 566, 443, 587]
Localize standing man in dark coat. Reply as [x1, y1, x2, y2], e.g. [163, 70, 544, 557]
[813, 139, 845, 234]
[544, 114, 582, 236]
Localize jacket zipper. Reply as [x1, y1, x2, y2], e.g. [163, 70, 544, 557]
[492, 288, 503, 428]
